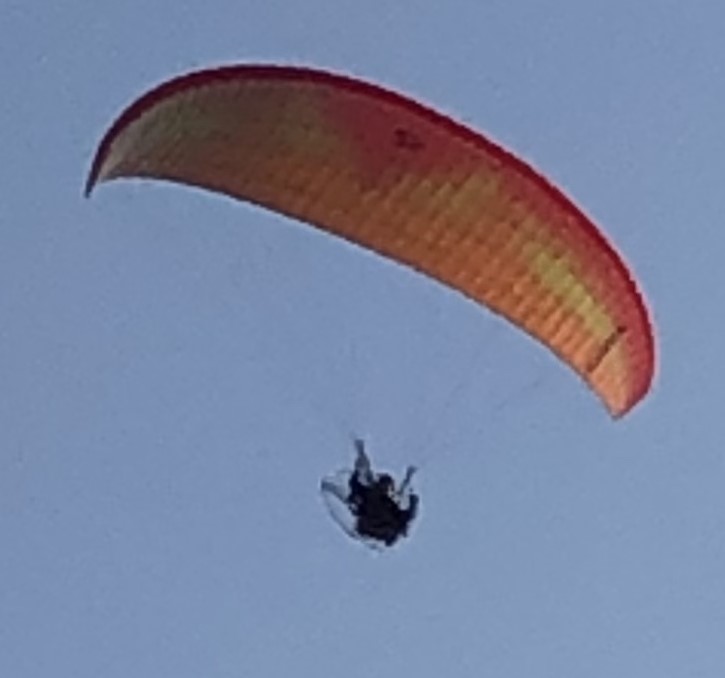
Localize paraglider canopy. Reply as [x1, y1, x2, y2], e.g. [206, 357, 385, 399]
[86, 63, 656, 417]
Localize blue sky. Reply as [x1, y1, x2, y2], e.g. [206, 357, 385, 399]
[3, 2, 725, 676]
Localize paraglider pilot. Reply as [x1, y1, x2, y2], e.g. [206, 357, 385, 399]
[346, 439, 419, 547]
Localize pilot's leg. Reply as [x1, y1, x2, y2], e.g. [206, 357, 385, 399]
[353, 438, 374, 484]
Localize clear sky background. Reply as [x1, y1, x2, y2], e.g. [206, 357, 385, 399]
[2, 2, 724, 676]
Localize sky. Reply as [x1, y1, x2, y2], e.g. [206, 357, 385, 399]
[2, 1, 725, 676]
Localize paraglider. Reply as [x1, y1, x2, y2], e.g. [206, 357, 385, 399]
[86, 63, 657, 548]
[321, 439, 418, 548]
[85, 63, 655, 419]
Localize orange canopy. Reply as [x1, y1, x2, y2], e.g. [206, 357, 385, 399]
[87, 65, 655, 417]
